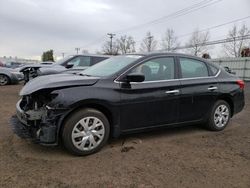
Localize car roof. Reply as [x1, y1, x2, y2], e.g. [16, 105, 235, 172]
[72, 54, 111, 58]
[126, 52, 208, 62]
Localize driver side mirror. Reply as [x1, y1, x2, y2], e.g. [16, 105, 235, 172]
[125, 73, 145, 83]
[65, 62, 74, 69]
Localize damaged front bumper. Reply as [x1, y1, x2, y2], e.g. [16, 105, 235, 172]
[10, 99, 67, 145]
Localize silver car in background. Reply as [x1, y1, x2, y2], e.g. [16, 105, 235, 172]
[0, 67, 24, 85]
[20, 54, 110, 83]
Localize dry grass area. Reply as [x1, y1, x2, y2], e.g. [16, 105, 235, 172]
[0, 83, 249, 188]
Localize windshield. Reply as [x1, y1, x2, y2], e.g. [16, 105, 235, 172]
[80, 55, 142, 77]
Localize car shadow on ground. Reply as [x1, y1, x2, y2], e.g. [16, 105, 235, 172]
[11, 123, 210, 159]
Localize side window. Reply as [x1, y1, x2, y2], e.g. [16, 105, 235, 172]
[67, 56, 91, 67]
[130, 57, 175, 81]
[78, 56, 91, 67]
[92, 57, 107, 65]
[208, 64, 219, 76]
[67, 57, 81, 67]
[179, 58, 208, 78]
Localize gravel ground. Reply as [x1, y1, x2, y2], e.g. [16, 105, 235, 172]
[0, 83, 249, 188]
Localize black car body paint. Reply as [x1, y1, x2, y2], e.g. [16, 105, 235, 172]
[10, 53, 245, 146]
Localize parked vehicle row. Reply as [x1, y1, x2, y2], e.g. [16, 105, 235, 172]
[0, 54, 110, 85]
[0, 67, 24, 86]
[20, 54, 110, 83]
[0, 60, 24, 68]
[10, 53, 245, 156]
[4, 61, 24, 69]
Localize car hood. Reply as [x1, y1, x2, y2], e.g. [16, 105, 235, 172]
[20, 64, 52, 72]
[19, 63, 59, 72]
[20, 74, 100, 95]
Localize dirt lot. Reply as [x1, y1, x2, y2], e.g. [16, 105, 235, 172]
[0, 83, 249, 188]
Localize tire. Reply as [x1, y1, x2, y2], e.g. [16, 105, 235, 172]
[206, 100, 231, 131]
[0, 74, 10, 86]
[62, 108, 110, 156]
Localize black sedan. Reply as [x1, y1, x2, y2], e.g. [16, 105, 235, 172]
[11, 53, 245, 155]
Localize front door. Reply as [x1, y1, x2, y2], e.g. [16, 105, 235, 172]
[119, 56, 181, 131]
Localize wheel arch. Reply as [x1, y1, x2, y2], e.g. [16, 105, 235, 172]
[57, 100, 116, 141]
[217, 94, 234, 116]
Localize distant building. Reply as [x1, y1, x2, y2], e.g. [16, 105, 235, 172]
[0, 56, 40, 65]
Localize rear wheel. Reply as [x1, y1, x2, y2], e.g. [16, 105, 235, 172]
[206, 100, 231, 131]
[62, 108, 110, 156]
[0, 74, 10, 86]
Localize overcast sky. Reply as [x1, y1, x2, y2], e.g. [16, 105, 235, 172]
[0, 0, 250, 60]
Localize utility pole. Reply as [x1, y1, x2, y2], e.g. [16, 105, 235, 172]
[147, 35, 153, 52]
[131, 41, 136, 52]
[75, 47, 80, 54]
[107, 33, 116, 55]
[62, 52, 65, 58]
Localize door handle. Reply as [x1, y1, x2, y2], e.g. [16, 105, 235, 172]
[208, 86, 218, 91]
[165, 90, 180, 94]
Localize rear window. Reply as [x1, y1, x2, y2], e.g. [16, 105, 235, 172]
[208, 64, 219, 76]
[91, 57, 108, 65]
[179, 58, 208, 78]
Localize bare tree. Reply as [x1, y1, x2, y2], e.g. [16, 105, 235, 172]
[223, 24, 250, 57]
[185, 29, 210, 56]
[102, 41, 119, 55]
[116, 35, 136, 54]
[161, 28, 180, 52]
[140, 32, 157, 52]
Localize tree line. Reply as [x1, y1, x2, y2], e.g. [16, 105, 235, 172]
[41, 24, 250, 61]
[102, 24, 250, 58]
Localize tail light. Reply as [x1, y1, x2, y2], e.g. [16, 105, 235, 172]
[236, 80, 245, 90]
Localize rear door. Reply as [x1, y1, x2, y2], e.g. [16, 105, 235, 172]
[178, 57, 219, 122]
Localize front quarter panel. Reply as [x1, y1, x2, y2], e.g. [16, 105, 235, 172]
[49, 79, 121, 136]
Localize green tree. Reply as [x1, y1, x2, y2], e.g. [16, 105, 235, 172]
[41, 50, 54, 62]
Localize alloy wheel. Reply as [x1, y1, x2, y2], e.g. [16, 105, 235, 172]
[71, 116, 105, 151]
[214, 104, 229, 128]
[0, 75, 9, 85]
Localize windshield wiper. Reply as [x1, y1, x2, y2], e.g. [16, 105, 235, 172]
[77, 73, 92, 77]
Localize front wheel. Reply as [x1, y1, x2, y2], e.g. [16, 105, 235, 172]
[206, 100, 231, 131]
[0, 74, 10, 86]
[62, 108, 110, 156]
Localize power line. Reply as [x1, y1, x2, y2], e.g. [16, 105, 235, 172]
[122, 15, 250, 46]
[58, 14, 250, 56]
[80, 0, 222, 49]
[114, 0, 222, 34]
[176, 15, 250, 39]
[169, 34, 250, 50]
